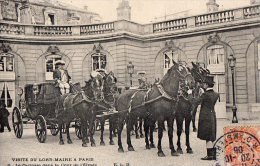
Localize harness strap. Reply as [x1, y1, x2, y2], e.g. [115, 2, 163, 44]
[128, 91, 140, 113]
[156, 83, 175, 101]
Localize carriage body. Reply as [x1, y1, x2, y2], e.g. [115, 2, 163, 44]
[12, 82, 82, 142]
[23, 82, 58, 120]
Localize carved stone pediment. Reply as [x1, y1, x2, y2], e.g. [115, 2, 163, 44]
[0, 43, 12, 53]
[208, 32, 221, 44]
[93, 43, 104, 53]
[46, 45, 60, 54]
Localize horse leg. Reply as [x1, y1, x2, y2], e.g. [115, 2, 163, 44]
[157, 119, 165, 157]
[144, 118, 150, 149]
[176, 114, 184, 154]
[149, 120, 156, 148]
[191, 105, 198, 132]
[59, 124, 64, 145]
[135, 119, 140, 139]
[66, 123, 72, 144]
[81, 119, 88, 147]
[109, 118, 115, 145]
[100, 119, 105, 146]
[127, 117, 135, 151]
[167, 118, 178, 156]
[117, 117, 125, 153]
[185, 114, 193, 154]
[139, 118, 144, 138]
[89, 118, 96, 147]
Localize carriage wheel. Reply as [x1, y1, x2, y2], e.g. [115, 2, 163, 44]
[12, 107, 23, 138]
[35, 115, 47, 143]
[75, 120, 82, 139]
[50, 125, 59, 136]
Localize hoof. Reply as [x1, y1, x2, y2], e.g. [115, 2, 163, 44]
[193, 128, 197, 132]
[67, 139, 73, 144]
[136, 135, 140, 139]
[150, 143, 156, 148]
[59, 140, 64, 145]
[118, 147, 124, 153]
[140, 134, 144, 138]
[100, 141, 105, 146]
[109, 140, 115, 145]
[157, 151, 166, 157]
[128, 146, 135, 151]
[82, 143, 88, 147]
[91, 142, 96, 147]
[171, 151, 179, 156]
[187, 148, 193, 154]
[177, 148, 183, 154]
[145, 144, 150, 150]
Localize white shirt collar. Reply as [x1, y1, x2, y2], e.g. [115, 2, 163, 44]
[206, 88, 213, 91]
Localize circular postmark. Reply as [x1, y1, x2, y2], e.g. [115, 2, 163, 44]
[213, 129, 260, 166]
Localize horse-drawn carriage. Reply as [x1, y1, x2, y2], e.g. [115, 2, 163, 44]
[12, 82, 81, 143]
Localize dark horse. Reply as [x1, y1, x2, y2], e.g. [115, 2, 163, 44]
[175, 62, 211, 154]
[55, 73, 104, 147]
[96, 71, 118, 146]
[189, 62, 210, 132]
[116, 61, 185, 157]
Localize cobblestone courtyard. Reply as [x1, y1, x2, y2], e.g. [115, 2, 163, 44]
[0, 119, 259, 166]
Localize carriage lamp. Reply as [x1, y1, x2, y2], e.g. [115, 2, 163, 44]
[127, 61, 134, 87]
[228, 54, 238, 123]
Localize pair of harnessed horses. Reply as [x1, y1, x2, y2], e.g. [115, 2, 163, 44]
[116, 60, 209, 157]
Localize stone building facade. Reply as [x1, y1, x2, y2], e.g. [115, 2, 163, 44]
[0, 0, 101, 25]
[1, 1, 260, 121]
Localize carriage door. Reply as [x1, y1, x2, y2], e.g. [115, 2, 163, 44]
[206, 45, 227, 119]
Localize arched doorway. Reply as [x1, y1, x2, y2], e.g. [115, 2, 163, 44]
[197, 33, 234, 119]
[82, 43, 115, 83]
[0, 43, 26, 109]
[36, 45, 72, 82]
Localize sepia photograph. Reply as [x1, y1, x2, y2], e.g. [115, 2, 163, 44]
[0, 0, 259, 166]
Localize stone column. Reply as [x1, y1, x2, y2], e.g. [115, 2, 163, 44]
[19, 0, 32, 24]
[0, 0, 4, 20]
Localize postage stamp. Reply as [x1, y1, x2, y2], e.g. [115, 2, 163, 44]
[213, 126, 260, 166]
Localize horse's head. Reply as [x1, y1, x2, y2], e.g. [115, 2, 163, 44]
[89, 71, 105, 101]
[103, 71, 117, 94]
[190, 62, 210, 84]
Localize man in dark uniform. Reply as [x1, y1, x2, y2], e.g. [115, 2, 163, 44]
[197, 75, 219, 160]
[137, 71, 148, 89]
[53, 60, 71, 95]
[0, 103, 11, 132]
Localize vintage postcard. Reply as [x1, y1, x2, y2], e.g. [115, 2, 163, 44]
[0, 0, 260, 166]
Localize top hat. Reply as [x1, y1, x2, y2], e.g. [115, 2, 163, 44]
[55, 60, 65, 65]
[203, 75, 215, 85]
[137, 71, 146, 75]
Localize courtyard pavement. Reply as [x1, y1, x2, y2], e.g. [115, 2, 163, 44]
[0, 119, 259, 166]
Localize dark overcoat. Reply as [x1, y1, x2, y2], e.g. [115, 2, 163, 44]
[197, 89, 219, 141]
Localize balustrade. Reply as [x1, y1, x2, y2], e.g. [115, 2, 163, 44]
[195, 10, 234, 26]
[0, 23, 24, 35]
[244, 5, 260, 18]
[34, 26, 72, 36]
[80, 22, 114, 35]
[153, 18, 187, 33]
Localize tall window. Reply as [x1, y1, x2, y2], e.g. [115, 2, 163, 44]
[0, 53, 14, 72]
[163, 49, 179, 74]
[206, 45, 224, 65]
[92, 53, 106, 71]
[45, 55, 61, 80]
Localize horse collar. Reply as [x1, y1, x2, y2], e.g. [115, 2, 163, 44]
[156, 83, 176, 101]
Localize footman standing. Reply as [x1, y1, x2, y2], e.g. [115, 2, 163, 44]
[197, 75, 219, 160]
